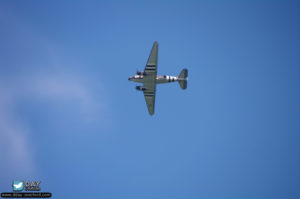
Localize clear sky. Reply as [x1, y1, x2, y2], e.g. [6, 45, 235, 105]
[0, 1, 300, 199]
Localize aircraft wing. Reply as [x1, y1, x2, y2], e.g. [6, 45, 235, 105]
[143, 42, 158, 115]
[145, 41, 158, 74]
[143, 81, 156, 115]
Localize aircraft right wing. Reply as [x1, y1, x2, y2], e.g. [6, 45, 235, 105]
[143, 85, 156, 115]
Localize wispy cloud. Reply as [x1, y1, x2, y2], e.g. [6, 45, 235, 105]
[0, 102, 34, 176]
[0, 7, 111, 183]
[0, 72, 109, 180]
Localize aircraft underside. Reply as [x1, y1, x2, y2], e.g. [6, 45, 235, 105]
[129, 75, 178, 84]
[128, 41, 188, 115]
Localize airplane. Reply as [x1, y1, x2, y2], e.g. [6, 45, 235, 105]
[128, 41, 188, 115]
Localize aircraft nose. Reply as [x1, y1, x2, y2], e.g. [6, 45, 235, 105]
[128, 77, 131, 80]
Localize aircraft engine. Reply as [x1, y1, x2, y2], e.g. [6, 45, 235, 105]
[136, 86, 147, 91]
[136, 71, 146, 76]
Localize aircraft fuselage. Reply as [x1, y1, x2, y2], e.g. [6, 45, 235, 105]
[128, 75, 178, 84]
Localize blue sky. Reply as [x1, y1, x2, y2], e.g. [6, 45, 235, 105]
[0, 1, 300, 199]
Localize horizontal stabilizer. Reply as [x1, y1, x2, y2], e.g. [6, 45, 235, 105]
[178, 68, 188, 79]
[179, 80, 187, 89]
[178, 68, 188, 90]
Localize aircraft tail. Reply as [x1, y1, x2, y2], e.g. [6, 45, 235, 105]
[178, 68, 188, 90]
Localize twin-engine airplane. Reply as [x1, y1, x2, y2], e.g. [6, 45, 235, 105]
[128, 41, 188, 115]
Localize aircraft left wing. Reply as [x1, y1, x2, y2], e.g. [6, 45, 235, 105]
[145, 41, 158, 74]
[143, 42, 158, 115]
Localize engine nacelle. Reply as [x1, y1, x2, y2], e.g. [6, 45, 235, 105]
[136, 86, 147, 91]
[136, 71, 146, 76]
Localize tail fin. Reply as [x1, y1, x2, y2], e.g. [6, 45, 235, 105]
[178, 68, 188, 90]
